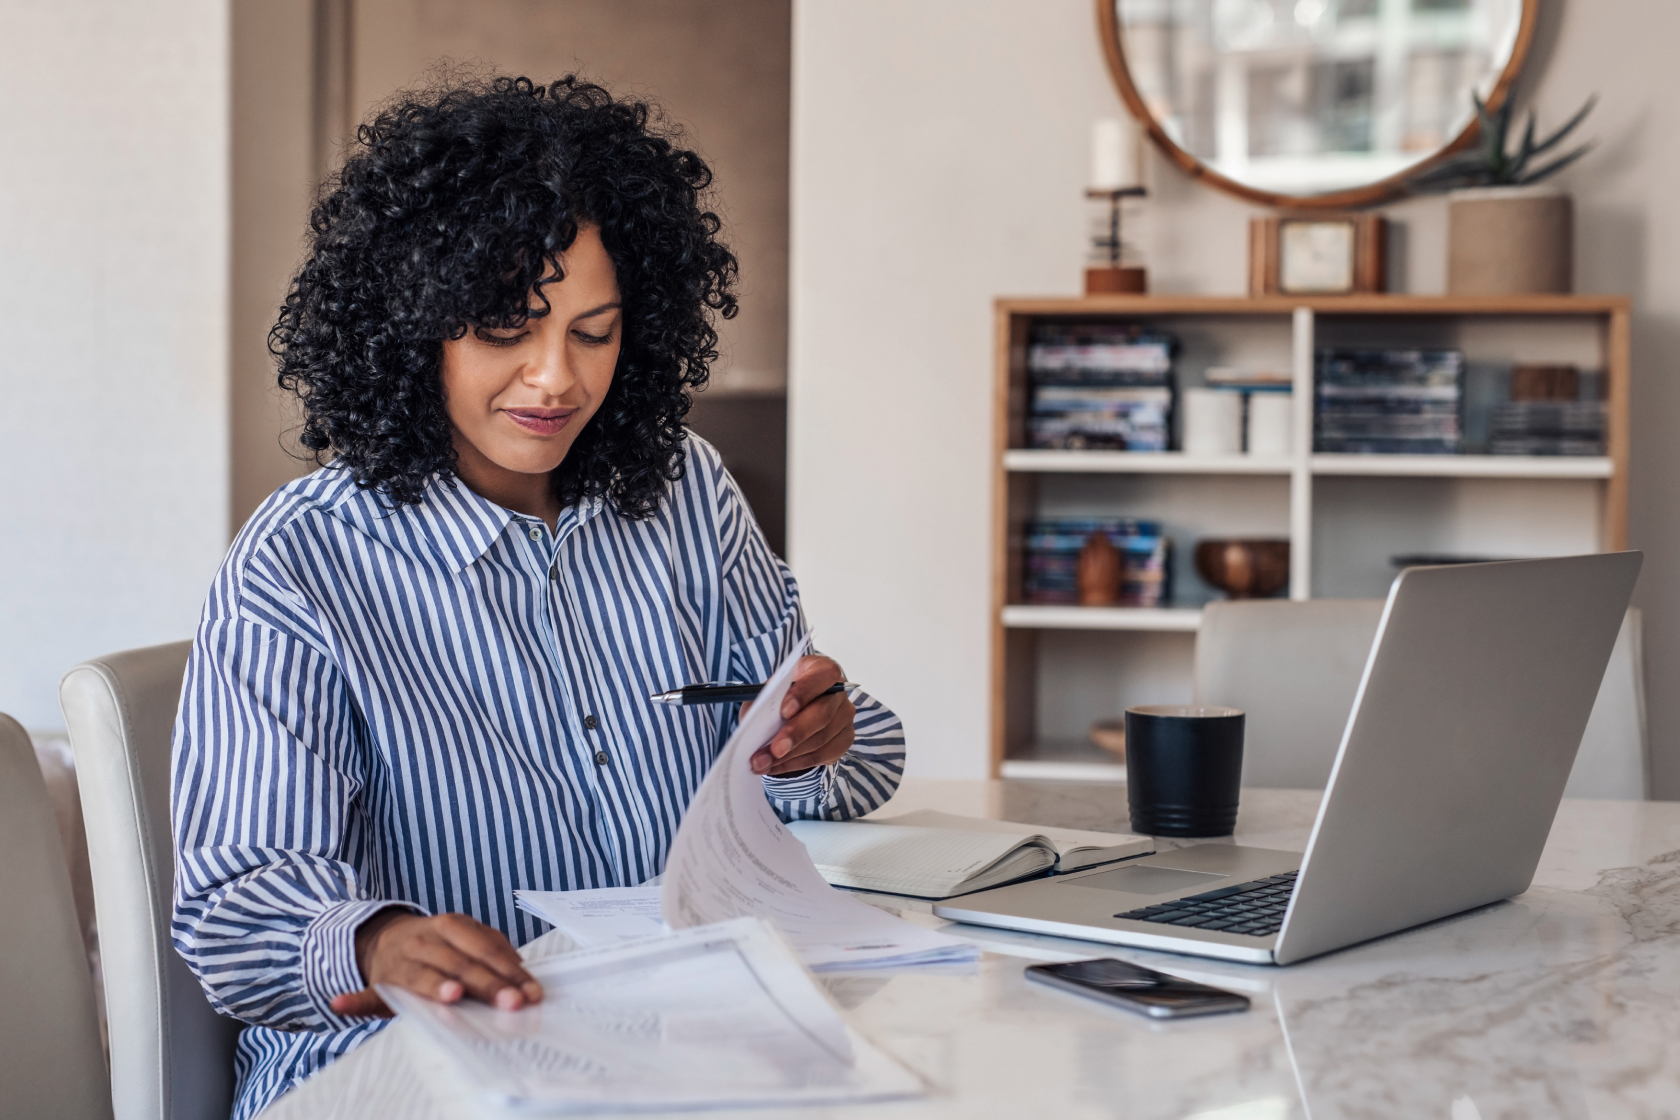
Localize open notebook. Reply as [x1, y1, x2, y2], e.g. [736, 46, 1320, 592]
[787, 810, 1153, 900]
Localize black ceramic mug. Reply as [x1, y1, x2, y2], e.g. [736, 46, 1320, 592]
[1125, 704, 1245, 837]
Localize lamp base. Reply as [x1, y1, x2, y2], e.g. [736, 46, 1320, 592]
[1085, 266, 1148, 295]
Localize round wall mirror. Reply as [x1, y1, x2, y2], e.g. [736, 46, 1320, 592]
[1099, 0, 1537, 208]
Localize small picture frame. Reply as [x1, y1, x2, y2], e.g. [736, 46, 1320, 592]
[1249, 214, 1386, 296]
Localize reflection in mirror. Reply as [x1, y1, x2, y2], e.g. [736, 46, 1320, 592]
[1113, 0, 1528, 201]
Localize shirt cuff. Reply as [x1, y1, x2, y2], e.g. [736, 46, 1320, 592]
[300, 898, 428, 1026]
[762, 764, 828, 802]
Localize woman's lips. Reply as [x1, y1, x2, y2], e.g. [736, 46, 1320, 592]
[503, 408, 576, 436]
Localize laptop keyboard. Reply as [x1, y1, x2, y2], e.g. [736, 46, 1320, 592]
[1114, 871, 1297, 937]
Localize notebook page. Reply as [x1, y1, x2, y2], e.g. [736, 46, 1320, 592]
[870, 809, 1152, 868]
[786, 820, 1038, 896]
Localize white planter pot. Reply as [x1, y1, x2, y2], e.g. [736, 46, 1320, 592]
[1447, 186, 1573, 295]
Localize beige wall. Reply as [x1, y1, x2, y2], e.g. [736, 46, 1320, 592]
[1541, 0, 1680, 798]
[790, 1, 1118, 779]
[231, 0, 793, 529]
[791, 0, 1680, 789]
[0, 0, 229, 728]
[231, 0, 316, 528]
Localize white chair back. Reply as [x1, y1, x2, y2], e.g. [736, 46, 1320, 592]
[0, 710, 112, 1120]
[60, 642, 241, 1120]
[1194, 599, 1649, 798]
[1194, 599, 1386, 789]
[1565, 609, 1649, 799]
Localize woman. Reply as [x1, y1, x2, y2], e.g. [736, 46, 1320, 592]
[171, 76, 904, 1119]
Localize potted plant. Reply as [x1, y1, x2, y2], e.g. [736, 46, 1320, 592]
[1407, 93, 1596, 295]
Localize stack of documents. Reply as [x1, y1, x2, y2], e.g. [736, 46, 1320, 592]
[390, 643, 969, 1110]
[385, 917, 923, 1111]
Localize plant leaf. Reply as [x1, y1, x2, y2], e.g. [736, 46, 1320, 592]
[1473, 93, 1501, 165]
[1511, 110, 1538, 174]
[1404, 158, 1501, 195]
[1528, 94, 1598, 159]
[1409, 152, 1496, 182]
[1516, 142, 1596, 186]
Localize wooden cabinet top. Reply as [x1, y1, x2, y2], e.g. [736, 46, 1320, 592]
[995, 294, 1631, 316]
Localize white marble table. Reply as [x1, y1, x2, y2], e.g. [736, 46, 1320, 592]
[260, 779, 1680, 1119]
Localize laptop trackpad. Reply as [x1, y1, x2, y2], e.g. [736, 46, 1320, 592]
[1069, 865, 1226, 895]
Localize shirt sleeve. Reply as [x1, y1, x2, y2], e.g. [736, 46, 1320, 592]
[170, 565, 423, 1033]
[711, 455, 906, 822]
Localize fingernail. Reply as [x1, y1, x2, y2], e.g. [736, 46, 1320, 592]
[439, 980, 463, 1002]
[523, 981, 544, 1001]
[751, 754, 768, 774]
[496, 988, 522, 1011]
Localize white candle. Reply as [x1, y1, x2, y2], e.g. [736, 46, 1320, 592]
[1090, 117, 1139, 189]
[1246, 391, 1294, 457]
[1184, 388, 1243, 455]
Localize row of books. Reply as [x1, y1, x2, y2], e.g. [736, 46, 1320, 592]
[1027, 325, 1174, 452]
[1022, 519, 1168, 607]
[1314, 349, 1463, 455]
[1488, 401, 1607, 456]
[1023, 333, 1604, 457]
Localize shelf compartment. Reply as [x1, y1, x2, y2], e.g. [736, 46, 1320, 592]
[1310, 454, 1612, 479]
[999, 758, 1127, 782]
[1000, 739, 1127, 784]
[1002, 605, 1203, 632]
[1004, 450, 1293, 475]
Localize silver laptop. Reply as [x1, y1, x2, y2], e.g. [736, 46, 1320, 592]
[936, 553, 1641, 966]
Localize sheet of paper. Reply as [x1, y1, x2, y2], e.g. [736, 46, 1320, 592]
[515, 886, 665, 945]
[659, 642, 978, 971]
[384, 917, 923, 1112]
[520, 884, 972, 971]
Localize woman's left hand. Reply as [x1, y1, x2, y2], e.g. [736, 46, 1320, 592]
[749, 655, 855, 777]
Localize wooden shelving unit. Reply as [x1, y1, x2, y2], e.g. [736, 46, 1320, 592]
[1000, 605, 1205, 631]
[991, 294, 1631, 780]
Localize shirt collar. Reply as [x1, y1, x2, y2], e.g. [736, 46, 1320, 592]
[385, 476, 608, 574]
[411, 477, 515, 572]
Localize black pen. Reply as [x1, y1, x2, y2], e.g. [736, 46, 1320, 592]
[648, 680, 854, 706]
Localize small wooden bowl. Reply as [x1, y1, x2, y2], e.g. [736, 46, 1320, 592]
[1195, 539, 1290, 599]
[1088, 719, 1126, 760]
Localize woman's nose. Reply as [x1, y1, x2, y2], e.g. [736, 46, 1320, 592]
[525, 335, 576, 395]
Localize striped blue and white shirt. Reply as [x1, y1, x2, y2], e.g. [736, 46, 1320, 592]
[170, 436, 905, 1120]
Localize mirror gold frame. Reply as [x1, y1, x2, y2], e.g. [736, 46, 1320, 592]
[1096, 0, 1539, 209]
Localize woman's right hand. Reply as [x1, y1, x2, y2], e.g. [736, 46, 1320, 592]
[328, 908, 544, 1019]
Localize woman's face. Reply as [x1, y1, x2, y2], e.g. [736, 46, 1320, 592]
[440, 224, 623, 494]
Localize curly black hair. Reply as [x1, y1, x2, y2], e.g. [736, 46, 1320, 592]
[271, 74, 739, 517]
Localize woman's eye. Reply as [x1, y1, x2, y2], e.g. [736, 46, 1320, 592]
[574, 330, 615, 346]
[474, 328, 527, 348]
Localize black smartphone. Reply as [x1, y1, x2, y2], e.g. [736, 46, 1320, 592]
[1024, 958, 1250, 1020]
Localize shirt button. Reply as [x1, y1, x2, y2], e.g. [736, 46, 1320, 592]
[593, 751, 609, 766]
[528, 527, 542, 542]
[583, 714, 598, 730]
